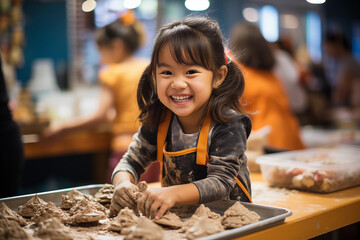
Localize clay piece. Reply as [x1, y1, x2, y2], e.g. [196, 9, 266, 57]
[193, 204, 221, 219]
[137, 181, 148, 193]
[0, 202, 27, 226]
[169, 205, 198, 219]
[153, 211, 183, 229]
[124, 216, 164, 240]
[18, 194, 47, 218]
[180, 204, 221, 233]
[60, 189, 93, 210]
[34, 217, 74, 240]
[133, 181, 149, 216]
[0, 218, 32, 240]
[185, 215, 225, 240]
[69, 198, 107, 224]
[135, 193, 147, 216]
[108, 207, 140, 232]
[93, 184, 114, 206]
[221, 202, 260, 229]
[31, 201, 69, 224]
[134, 181, 148, 202]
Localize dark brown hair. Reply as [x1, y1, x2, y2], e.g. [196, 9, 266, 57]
[137, 16, 246, 129]
[230, 22, 275, 70]
[95, 14, 145, 54]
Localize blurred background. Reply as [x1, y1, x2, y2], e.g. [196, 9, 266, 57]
[1, 0, 359, 195]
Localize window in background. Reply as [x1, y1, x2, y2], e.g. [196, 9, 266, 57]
[306, 11, 322, 63]
[259, 5, 279, 42]
[353, 22, 360, 63]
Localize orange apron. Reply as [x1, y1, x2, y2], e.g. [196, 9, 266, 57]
[156, 111, 252, 202]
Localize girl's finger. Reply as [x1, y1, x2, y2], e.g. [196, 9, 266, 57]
[114, 190, 135, 209]
[149, 200, 162, 219]
[155, 204, 168, 220]
[110, 200, 122, 213]
[126, 187, 139, 203]
[123, 193, 136, 207]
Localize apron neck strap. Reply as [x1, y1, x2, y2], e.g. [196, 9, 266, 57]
[157, 110, 211, 165]
[196, 112, 211, 165]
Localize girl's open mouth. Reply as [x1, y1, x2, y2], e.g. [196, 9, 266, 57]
[171, 95, 193, 103]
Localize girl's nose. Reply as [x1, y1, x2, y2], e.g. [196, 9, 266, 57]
[171, 76, 187, 89]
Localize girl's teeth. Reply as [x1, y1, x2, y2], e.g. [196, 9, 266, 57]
[172, 96, 190, 102]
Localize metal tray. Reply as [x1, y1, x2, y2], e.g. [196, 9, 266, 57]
[0, 184, 105, 210]
[0, 184, 292, 240]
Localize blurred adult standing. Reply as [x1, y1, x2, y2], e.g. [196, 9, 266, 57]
[43, 11, 156, 183]
[272, 39, 308, 116]
[324, 32, 360, 108]
[0, 54, 25, 198]
[230, 22, 304, 150]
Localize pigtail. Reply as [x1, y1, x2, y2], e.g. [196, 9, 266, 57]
[137, 65, 167, 129]
[210, 61, 246, 123]
[137, 65, 152, 114]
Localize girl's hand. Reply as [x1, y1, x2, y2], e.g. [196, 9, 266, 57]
[139, 187, 176, 219]
[111, 180, 139, 213]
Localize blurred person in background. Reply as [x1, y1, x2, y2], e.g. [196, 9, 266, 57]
[0, 54, 25, 198]
[272, 37, 308, 117]
[229, 22, 304, 151]
[324, 31, 360, 109]
[43, 11, 158, 183]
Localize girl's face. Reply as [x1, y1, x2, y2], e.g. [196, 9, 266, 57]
[98, 46, 117, 65]
[156, 44, 225, 132]
[97, 40, 124, 65]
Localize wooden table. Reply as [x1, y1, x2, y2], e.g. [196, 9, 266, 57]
[23, 131, 111, 159]
[148, 173, 360, 239]
[237, 173, 360, 240]
[21, 125, 112, 183]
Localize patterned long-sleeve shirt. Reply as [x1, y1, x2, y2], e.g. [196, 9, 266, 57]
[112, 109, 252, 203]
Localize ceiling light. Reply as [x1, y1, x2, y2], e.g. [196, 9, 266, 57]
[306, 0, 326, 4]
[82, 0, 97, 12]
[185, 0, 210, 11]
[243, 7, 259, 22]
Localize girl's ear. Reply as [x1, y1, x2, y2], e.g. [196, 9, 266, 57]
[213, 65, 228, 88]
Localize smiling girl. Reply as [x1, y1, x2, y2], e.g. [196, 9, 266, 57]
[110, 16, 252, 219]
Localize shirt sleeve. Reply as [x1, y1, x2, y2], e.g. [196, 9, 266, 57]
[193, 113, 251, 203]
[112, 126, 158, 183]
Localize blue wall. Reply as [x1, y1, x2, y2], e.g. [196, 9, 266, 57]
[17, 0, 68, 86]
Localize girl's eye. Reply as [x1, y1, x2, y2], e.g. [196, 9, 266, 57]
[161, 71, 172, 75]
[186, 70, 198, 75]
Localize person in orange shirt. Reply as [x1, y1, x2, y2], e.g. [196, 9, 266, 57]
[43, 11, 155, 182]
[229, 22, 304, 150]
